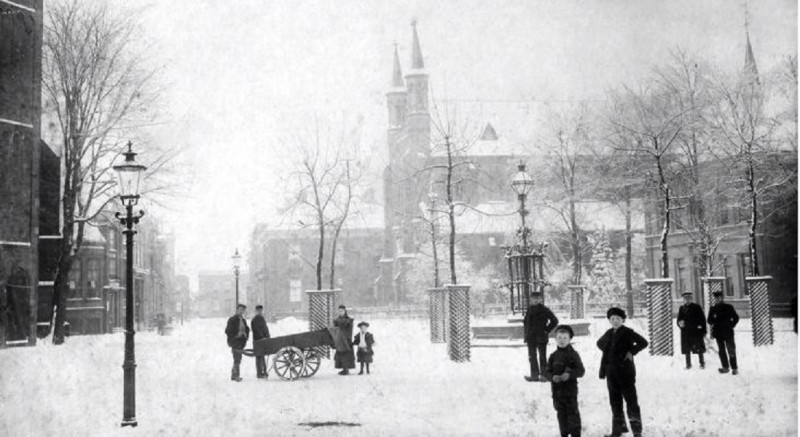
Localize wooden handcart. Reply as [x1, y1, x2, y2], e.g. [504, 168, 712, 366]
[239, 328, 336, 380]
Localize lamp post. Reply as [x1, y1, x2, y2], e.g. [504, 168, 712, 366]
[232, 249, 242, 309]
[113, 141, 146, 428]
[511, 161, 534, 247]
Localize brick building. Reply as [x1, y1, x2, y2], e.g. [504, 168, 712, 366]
[197, 270, 249, 319]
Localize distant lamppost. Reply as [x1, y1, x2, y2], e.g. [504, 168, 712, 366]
[506, 161, 547, 311]
[113, 141, 146, 428]
[232, 249, 242, 308]
[511, 161, 534, 247]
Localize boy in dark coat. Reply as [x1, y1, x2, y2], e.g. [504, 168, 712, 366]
[597, 307, 648, 437]
[547, 325, 585, 437]
[224, 304, 250, 382]
[353, 321, 375, 375]
[523, 291, 559, 382]
[251, 305, 271, 379]
[707, 291, 740, 375]
[333, 305, 356, 375]
[677, 292, 707, 369]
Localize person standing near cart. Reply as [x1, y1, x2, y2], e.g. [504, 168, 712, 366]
[523, 291, 559, 382]
[251, 305, 271, 379]
[333, 305, 356, 375]
[225, 304, 250, 382]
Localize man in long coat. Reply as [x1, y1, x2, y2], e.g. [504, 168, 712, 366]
[708, 291, 740, 375]
[677, 292, 707, 369]
[523, 291, 559, 382]
[251, 305, 271, 379]
[332, 305, 355, 375]
[225, 304, 250, 382]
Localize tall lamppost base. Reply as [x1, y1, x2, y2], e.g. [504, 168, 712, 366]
[121, 420, 138, 427]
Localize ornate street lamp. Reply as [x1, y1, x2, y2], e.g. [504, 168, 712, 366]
[505, 161, 547, 313]
[232, 249, 242, 308]
[510, 161, 534, 247]
[113, 141, 146, 428]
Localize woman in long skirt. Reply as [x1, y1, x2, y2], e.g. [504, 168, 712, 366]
[333, 305, 356, 375]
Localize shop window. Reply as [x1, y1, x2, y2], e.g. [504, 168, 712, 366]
[86, 259, 101, 298]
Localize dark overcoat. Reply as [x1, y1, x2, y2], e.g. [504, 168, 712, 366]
[333, 315, 356, 369]
[596, 325, 648, 380]
[225, 315, 250, 349]
[353, 332, 375, 363]
[523, 304, 559, 344]
[708, 302, 739, 340]
[677, 302, 707, 354]
[251, 314, 270, 341]
[546, 344, 585, 396]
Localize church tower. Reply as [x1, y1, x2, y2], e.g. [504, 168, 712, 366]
[403, 21, 431, 162]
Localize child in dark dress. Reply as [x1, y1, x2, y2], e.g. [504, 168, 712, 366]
[353, 321, 375, 375]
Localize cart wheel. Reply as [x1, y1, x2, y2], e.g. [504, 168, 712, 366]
[272, 346, 306, 380]
[301, 349, 321, 378]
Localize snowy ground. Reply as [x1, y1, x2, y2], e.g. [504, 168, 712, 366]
[0, 316, 796, 437]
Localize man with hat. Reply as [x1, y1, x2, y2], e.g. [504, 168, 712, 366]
[251, 304, 271, 379]
[677, 291, 707, 369]
[597, 307, 648, 437]
[224, 304, 250, 382]
[707, 291, 740, 375]
[523, 290, 559, 382]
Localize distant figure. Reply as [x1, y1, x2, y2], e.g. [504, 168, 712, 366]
[156, 313, 166, 336]
[353, 321, 375, 375]
[677, 292, 707, 369]
[546, 325, 585, 437]
[332, 305, 355, 375]
[597, 307, 648, 437]
[708, 291, 740, 375]
[225, 304, 249, 382]
[251, 305, 271, 379]
[523, 291, 559, 382]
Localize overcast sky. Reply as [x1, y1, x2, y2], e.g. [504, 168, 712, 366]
[115, 0, 797, 287]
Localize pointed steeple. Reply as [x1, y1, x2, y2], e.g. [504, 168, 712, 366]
[391, 43, 405, 88]
[480, 123, 498, 141]
[744, 29, 759, 80]
[411, 21, 425, 69]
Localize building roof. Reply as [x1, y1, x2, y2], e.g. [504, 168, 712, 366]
[391, 44, 405, 88]
[411, 21, 425, 70]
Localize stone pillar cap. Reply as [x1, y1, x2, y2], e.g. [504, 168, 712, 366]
[644, 278, 674, 284]
[745, 276, 773, 281]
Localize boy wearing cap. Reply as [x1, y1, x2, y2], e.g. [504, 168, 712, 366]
[597, 307, 648, 437]
[707, 291, 740, 375]
[353, 321, 375, 375]
[677, 292, 707, 369]
[546, 325, 585, 437]
[251, 305, 271, 379]
[523, 291, 559, 382]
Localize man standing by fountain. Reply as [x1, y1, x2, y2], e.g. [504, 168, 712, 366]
[524, 291, 559, 382]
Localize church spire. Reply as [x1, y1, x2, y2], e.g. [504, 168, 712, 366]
[743, 4, 759, 81]
[391, 43, 404, 88]
[411, 20, 425, 69]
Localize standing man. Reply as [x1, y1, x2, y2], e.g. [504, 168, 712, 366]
[707, 291, 740, 375]
[523, 291, 559, 382]
[677, 292, 707, 369]
[225, 304, 250, 382]
[251, 305, 271, 379]
[597, 307, 648, 437]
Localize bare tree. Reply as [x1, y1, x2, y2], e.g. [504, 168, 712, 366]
[537, 105, 596, 285]
[708, 60, 796, 276]
[42, 0, 168, 344]
[607, 74, 697, 278]
[282, 120, 361, 291]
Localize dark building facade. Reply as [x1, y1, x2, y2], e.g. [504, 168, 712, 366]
[0, 0, 44, 347]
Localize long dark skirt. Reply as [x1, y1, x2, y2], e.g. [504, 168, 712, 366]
[356, 348, 373, 363]
[334, 349, 356, 369]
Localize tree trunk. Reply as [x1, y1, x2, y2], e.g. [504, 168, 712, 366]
[656, 149, 670, 278]
[445, 136, 457, 285]
[747, 157, 760, 276]
[569, 196, 581, 284]
[316, 213, 324, 291]
[328, 227, 340, 290]
[431, 221, 440, 288]
[624, 195, 634, 316]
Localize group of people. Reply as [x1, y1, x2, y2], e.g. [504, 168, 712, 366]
[523, 289, 742, 437]
[224, 303, 375, 381]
